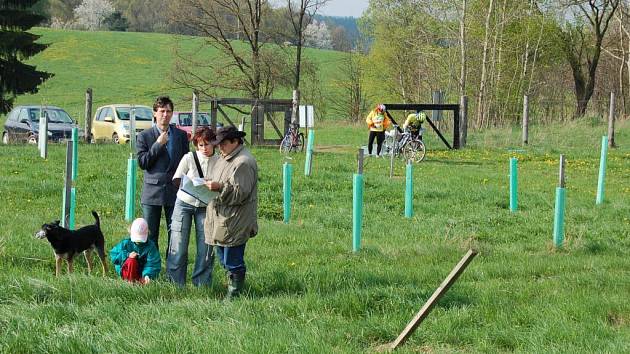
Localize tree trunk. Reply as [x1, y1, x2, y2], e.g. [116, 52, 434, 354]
[620, 10, 630, 115]
[476, 0, 494, 128]
[561, 0, 620, 118]
[494, 0, 506, 124]
[291, 1, 306, 125]
[458, 0, 467, 98]
[253, 1, 262, 100]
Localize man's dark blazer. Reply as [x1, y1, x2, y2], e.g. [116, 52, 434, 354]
[136, 124, 189, 206]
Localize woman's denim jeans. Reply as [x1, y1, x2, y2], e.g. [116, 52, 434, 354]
[216, 243, 246, 274]
[166, 199, 214, 287]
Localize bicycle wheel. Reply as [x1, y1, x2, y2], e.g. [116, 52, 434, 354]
[394, 134, 409, 158]
[295, 133, 305, 152]
[402, 140, 426, 162]
[280, 134, 292, 153]
[383, 134, 394, 155]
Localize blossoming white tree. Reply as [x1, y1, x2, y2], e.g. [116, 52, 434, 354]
[304, 19, 332, 49]
[73, 0, 114, 30]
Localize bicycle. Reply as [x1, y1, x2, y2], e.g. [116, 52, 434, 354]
[383, 127, 426, 162]
[279, 124, 304, 153]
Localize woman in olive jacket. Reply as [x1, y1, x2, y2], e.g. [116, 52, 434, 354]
[204, 126, 258, 299]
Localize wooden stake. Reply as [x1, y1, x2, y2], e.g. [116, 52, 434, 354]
[192, 91, 199, 136]
[522, 95, 529, 145]
[84, 88, 93, 143]
[460, 95, 468, 148]
[357, 148, 364, 175]
[130, 105, 136, 155]
[388, 249, 478, 350]
[608, 92, 616, 148]
[558, 154, 565, 188]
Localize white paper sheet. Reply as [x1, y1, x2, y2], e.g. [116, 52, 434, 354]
[180, 175, 217, 205]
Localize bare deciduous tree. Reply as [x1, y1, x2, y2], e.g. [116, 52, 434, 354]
[556, 0, 620, 117]
[475, 0, 494, 128]
[329, 52, 370, 122]
[170, 0, 290, 100]
[604, 1, 629, 115]
[286, 0, 330, 124]
[459, 0, 467, 98]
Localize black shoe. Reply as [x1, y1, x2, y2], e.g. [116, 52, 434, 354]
[226, 271, 246, 300]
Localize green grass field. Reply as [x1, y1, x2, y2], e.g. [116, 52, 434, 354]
[0, 116, 628, 352]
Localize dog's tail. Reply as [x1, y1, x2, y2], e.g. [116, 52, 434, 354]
[91, 210, 100, 228]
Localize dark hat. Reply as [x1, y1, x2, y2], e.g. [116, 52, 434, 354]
[210, 126, 246, 145]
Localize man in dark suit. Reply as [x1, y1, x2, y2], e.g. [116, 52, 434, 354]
[137, 96, 189, 254]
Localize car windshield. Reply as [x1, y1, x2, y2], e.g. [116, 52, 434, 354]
[198, 113, 210, 125]
[29, 108, 74, 124]
[115, 107, 153, 121]
[179, 113, 211, 126]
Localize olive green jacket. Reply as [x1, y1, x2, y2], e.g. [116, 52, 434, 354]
[204, 144, 258, 247]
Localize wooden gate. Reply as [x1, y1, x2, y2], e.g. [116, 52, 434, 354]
[203, 97, 292, 146]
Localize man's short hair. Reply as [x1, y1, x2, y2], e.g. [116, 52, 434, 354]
[153, 96, 174, 112]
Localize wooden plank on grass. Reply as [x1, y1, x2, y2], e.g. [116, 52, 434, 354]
[389, 249, 478, 350]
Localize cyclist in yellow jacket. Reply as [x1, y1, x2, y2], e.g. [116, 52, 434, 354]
[403, 111, 426, 140]
[365, 104, 392, 156]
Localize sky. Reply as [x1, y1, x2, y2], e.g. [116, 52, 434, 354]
[319, 0, 370, 18]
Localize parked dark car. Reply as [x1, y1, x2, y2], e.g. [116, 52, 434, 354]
[2, 105, 83, 144]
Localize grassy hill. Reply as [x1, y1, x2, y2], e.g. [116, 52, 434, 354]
[0, 116, 629, 351]
[6, 28, 348, 124]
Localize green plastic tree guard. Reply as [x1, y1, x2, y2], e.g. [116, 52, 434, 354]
[353, 173, 364, 252]
[305, 130, 315, 176]
[510, 157, 518, 212]
[69, 188, 76, 230]
[72, 127, 78, 181]
[405, 161, 413, 218]
[125, 157, 137, 222]
[553, 187, 566, 248]
[283, 162, 293, 224]
[596, 136, 608, 205]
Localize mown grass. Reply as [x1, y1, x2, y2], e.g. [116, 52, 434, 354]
[0, 118, 628, 353]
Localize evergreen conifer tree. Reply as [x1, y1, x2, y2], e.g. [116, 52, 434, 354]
[0, 0, 53, 114]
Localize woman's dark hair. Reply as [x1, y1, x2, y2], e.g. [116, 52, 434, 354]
[192, 126, 216, 146]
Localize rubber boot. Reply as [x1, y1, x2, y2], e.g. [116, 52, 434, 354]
[226, 270, 246, 300]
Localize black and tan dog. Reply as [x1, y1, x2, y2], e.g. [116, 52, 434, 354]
[35, 211, 108, 276]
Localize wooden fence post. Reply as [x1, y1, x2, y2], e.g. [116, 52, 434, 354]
[460, 95, 468, 148]
[291, 90, 299, 126]
[192, 91, 199, 136]
[210, 99, 218, 131]
[522, 95, 529, 145]
[608, 92, 616, 148]
[357, 147, 364, 175]
[39, 110, 48, 159]
[130, 105, 136, 154]
[84, 88, 93, 143]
